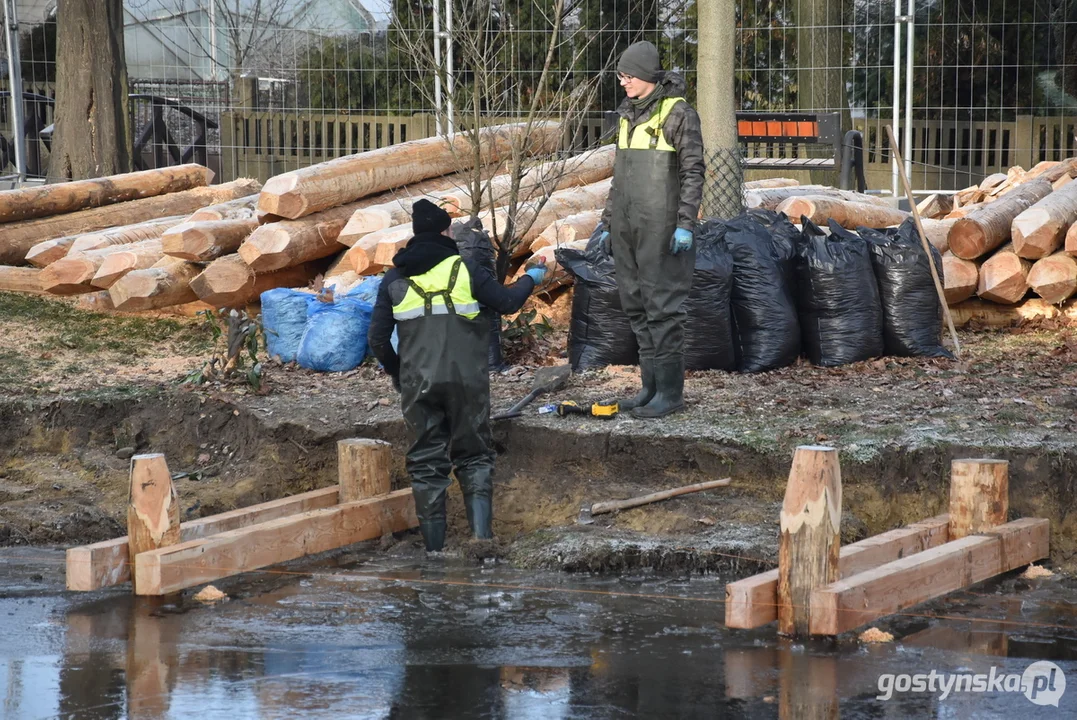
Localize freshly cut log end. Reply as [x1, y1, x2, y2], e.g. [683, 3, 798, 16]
[190, 255, 320, 308]
[161, 218, 259, 261]
[942, 252, 979, 305]
[1011, 181, 1077, 260]
[25, 237, 78, 268]
[948, 179, 1053, 259]
[39, 254, 100, 295]
[977, 244, 1032, 305]
[918, 218, 956, 254]
[108, 260, 200, 312]
[127, 454, 181, 551]
[370, 225, 416, 267]
[1028, 252, 1077, 304]
[90, 240, 166, 289]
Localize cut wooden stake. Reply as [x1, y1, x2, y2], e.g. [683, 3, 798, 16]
[479, 178, 613, 254]
[189, 254, 320, 308]
[513, 238, 588, 292]
[1011, 180, 1077, 259]
[133, 489, 418, 595]
[977, 242, 1032, 305]
[0, 179, 261, 265]
[161, 218, 259, 261]
[809, 518, 1048, 635]
[108, 260, 201, 312]
[948, 178, 1053, 259]
[942, 252, 980, 305]
[916, 218, 956, 254]
[40, 239, 165, 296]
[127, 454, 180, 593]
[0, 265, 45, 294]
[333, 229, 393, 276]
[777, 446, 842, 637]
[530, 210, 602, 253]
[1064, 220, 1077, 256]
[915, 193, 954, 220]
[66, 486, 340, 591]
[0, 163, 212, 223]
[258, 122, 561, 219]
[949, 459, 1009, 540]
[1028, 251, 1077, 304]
[337, 438, 392, 503]
[725, 514, 950, 629]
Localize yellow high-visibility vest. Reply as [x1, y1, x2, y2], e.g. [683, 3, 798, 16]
[618, 97, 685, 152]
[391, 256, 481, 321]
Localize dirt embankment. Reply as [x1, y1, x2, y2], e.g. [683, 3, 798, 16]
[2, 291, 1077, 573]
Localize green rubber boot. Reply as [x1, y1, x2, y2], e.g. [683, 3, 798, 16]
[632, 357, 684, 419]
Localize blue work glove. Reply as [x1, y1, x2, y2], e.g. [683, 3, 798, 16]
[525, 266, 548, 286]
[670, 227, 694, 255]
[600, 231, 611, 255]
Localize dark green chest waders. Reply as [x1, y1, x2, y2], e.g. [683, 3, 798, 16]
[609, 111, 694, 418]
[391, 258, 496, 552]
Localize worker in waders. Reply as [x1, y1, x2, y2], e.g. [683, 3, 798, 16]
[599, 40, 705, 418]
[368, 199, 547, 552]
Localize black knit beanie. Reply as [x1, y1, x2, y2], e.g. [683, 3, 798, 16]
[617, 41, 662, 83]
[412, 198, 451, 235]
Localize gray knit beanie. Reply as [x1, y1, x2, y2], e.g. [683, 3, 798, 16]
[617, 41, 662, 83]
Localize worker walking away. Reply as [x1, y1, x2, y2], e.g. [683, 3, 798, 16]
[368, 199, 547, 552]
[599, 40, 705, 418]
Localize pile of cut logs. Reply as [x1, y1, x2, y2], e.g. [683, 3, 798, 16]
[746, 159, 1077, 310]
[0, 122, 622, 312]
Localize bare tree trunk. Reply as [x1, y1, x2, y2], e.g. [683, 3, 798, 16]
[796, 0, 850, 184]
[697, 0, 741, 219]
[51, 0, 131, 180]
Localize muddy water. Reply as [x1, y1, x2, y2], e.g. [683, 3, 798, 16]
[1, 547, 1076, 719]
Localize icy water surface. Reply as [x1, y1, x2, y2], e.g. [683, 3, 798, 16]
[2, 547, 1076, 719]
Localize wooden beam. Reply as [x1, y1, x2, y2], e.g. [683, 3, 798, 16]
[949, 459, 1008, 540]
[66, 486, 340, 591]
[725, 514, 949, 629]
[127, 454, 180, 594]
[133, 489, 418, 595]
[777, 446, 842, 637]
[809, 517, 1049, 636]
[338, 438, 392, 503]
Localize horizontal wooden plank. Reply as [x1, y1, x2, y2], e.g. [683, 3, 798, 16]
[66, 486, 340, 591]
[725, 514, 950, 629]
[743, 158, 836, 168]
[134, 488, 417, 596]
[810, 518, 1049, 636]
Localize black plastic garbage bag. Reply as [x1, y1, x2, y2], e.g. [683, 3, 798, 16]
[860, 219, 953, 358]
[795, 219, 885, 366]
[452, 218, 505, 370]
[557, 227, 639, 370]
[724, 214, 801, 372]
[685, 220, 736, 371]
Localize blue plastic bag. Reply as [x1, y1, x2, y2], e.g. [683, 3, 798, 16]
[296, 295, 375, 372]
[260, 288, 316, 363]
[343, 275, 382, 304]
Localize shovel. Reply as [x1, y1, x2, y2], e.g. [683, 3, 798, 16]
[577, 478, 732, 524]
[491, 364, 572, 421]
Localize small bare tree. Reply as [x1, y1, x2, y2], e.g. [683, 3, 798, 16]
[392, 0, 613, 280]
[153, 0, 320, 79]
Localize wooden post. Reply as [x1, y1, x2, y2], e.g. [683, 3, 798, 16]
[777, 446, 842, 637]
[127, 454, 180, 593]
[949, 459, 1009, 540]
[337, 439, 392, 504]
